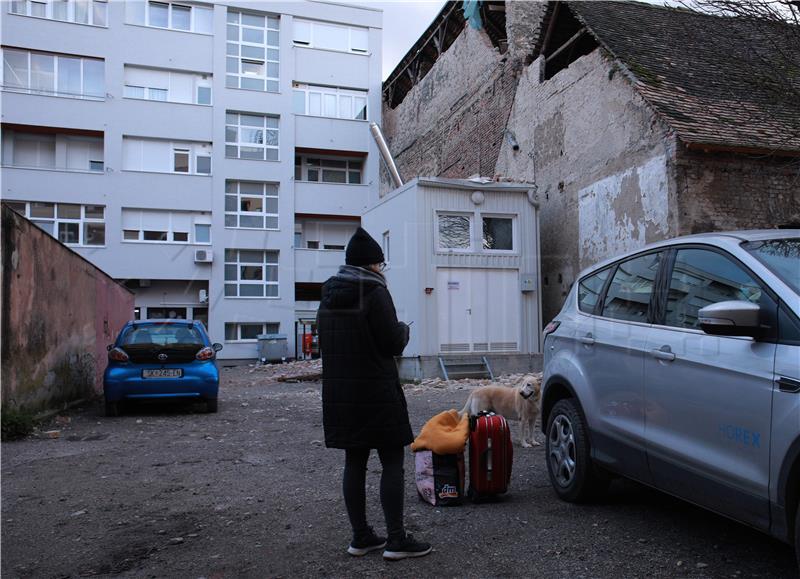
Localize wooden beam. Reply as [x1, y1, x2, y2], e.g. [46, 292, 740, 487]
[539, 1, 560, 57]
[545, 27, 586, 63]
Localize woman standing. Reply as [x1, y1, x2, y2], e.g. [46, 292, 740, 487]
[317, 227, 432, 561]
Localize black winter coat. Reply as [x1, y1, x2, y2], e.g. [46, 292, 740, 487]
[317, 267, 413, 449]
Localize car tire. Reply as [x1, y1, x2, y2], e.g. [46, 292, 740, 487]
[104, 400, 120, 417]
[545, 398, 609, 502]
[206, 398, 218, 413]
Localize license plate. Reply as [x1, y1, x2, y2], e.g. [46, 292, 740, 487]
[142, 369, 183, 378]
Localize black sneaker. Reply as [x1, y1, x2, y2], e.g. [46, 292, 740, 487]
[383, 534, 432, 561]
[347, 527, 387, 557]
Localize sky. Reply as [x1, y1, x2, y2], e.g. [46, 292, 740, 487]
[361, 1, 448, 80]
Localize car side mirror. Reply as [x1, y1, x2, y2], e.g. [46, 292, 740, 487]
[212, 343, 223, 352]
[698, 300, 762, 338]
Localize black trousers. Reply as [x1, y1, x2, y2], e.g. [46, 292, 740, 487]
[343, 446, 405, 541]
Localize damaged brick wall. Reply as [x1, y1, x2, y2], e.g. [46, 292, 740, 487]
[1, 205, 134, 415]
[496, 49, 678, 324]
[381, 3, 546, 195]
[675, 149, 800, 233]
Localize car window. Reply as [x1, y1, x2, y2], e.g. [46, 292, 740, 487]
[743, 238, 800, 295]
[601, 252, 662, 322]
[664, 248, 763, 329]
[578, 267, 611, 314]
[122, 325, 204, 347]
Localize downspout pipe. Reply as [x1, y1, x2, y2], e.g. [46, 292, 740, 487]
[369, 122, 404, 189]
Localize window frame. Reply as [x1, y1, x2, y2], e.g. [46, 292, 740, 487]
[1, 48, 105, 100]
[9, 0, 107, 26]
[292, 83, 367, 121]
[225, 112, 280, 161]
[126, 1, 213, 34]
[294, 154, 363, 184]
[121, 208, 211, 245]
[224, 180, 279, 230]
[9, 201, 105, 246]
[122, 137, 212, 175]
[226, 9, 280, 93]
[436, 211, 474, 253]
[224, 321, 280, 342]
[479, 212, 517, 254]
[224, 249, 280, 299]
[292, 18, 369, 54]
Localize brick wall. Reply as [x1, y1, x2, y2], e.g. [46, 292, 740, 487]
[1, 205, 134, 414]
[675, 149, 800, 233]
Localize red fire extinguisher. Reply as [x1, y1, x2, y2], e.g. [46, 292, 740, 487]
[302, 333, 313, 356]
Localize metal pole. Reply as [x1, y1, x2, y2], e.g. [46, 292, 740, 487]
[369, 122, 404, 189]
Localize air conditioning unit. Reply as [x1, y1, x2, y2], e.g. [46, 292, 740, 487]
[198, 289, 208, 304]
[194, 249, 213, 263]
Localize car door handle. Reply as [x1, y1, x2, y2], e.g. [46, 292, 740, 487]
[777, 377, 800, 393]
[578, 333, 595, 345]
[650, 346, 676, 362]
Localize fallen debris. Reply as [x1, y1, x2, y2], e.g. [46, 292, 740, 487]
[250, 359, 322, 383]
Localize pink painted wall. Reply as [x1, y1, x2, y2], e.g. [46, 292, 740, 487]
[1, 205, 134, 414]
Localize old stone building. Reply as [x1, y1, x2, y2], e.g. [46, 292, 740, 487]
[382, 0, 800, 324]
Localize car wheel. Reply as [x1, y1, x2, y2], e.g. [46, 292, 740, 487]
[105, 400, 120, 417]
[206, 398, 218, 413]
[545, 398, 609, 502]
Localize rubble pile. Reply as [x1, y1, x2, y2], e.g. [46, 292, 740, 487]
[250, 359, 322, 382]
[411, 372, 543, 391]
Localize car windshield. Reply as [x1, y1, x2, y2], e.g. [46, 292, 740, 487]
[743, 238, 800, 294]
[121, 324, 204, 347]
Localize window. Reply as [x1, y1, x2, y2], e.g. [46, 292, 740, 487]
[293, 19, 368, 54]
[122, 137, 212, 174]
[2, 48, 104, 99]
[577, 268, 611, 314]
[601, 252, 662, 322]
[3, 130, 104, 172]
[9, 0, 107, 26]
[225, 180, 279, 229]
[438, 213, 472, 251]
[664, 248, 764, 330]
[482, 216, 513, 251]
[224, 322, 280, 342]
[294, 155, 362, 184]
[125, 1, 213, 34]
[292, 83, 367, 120]
[121, 208, 210, 244]
[123, 66, 212, 105]
[224, 250, 279, 298]
[10, 201, 105, 246]
[225, 112, 279, 161]
[226, 10, 279, 92]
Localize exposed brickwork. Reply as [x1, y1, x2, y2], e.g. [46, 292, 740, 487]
[675, 150, 800, 233]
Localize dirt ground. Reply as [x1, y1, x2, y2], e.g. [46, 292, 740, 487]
[2, 366, 797, 578]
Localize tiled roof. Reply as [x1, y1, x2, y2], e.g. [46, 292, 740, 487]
[567, 1, 800, 153]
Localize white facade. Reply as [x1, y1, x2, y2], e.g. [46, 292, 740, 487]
[362, 178, 542, 358]
[1, 0, 383, 359]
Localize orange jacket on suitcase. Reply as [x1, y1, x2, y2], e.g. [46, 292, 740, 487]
[468, 412, 513, 499]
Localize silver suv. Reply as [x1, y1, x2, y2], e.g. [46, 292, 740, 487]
[541, 230, 800, 564]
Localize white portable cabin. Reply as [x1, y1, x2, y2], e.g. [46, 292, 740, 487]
[362, 177, 541, 379]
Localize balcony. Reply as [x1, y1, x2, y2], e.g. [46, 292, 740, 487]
[120, 99, 213, 142]
[98, 242, 213, 281]
[1, 165, 106, 204]
[294, 181, 369, 217]
[295, 248, 344, 283]
[0, 91, 106, 130]
[294, 115, 370, 153]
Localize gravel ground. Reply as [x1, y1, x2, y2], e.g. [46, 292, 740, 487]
[1, 366, 797, 579]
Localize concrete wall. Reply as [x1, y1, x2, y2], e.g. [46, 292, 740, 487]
[495, 50, 677, 324]
[1, 205, 134, 414]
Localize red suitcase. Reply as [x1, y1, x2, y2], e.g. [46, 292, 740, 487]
[468, 412, 513, 500]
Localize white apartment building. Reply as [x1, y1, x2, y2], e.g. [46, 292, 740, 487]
[0, 0, 383, 360]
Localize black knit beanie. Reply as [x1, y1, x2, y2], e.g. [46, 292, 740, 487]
[345, 227, 384, 267]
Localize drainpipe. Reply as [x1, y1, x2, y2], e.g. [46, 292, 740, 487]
[369, 122, 404, 189]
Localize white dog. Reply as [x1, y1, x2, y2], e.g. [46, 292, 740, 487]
[460, 373, 542, 448]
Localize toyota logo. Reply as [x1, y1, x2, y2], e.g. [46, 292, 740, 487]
[158, 353, 168, 361]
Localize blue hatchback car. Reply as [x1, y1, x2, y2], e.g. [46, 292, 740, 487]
[103, 320, 223, 416]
